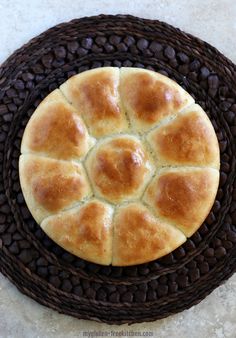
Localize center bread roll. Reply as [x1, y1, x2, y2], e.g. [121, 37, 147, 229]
[85, 135, 154, 204]
[19, 67, 220, 266]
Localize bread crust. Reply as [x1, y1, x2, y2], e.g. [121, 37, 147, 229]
[19, 67, 220, 265]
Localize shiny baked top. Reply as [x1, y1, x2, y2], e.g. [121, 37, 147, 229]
[19, 67, 220, 266]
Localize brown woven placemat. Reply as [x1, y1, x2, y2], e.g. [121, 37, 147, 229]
[0, 14, 236, 324]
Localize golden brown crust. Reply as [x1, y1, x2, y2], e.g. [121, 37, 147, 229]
[120, 68, 194, 132]
[112, 203, 186, 266]
[86, 136, 153, 203]
[19, 154, 91, 223]
[143, 168, 219, 237]
[21, 89, 92, 160]
[147, 104, 220, 168]
[19, 67, 220, 266]
[60, 67, 128, 137]
[41, 200, 113, 265]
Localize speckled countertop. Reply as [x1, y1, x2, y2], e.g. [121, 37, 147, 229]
[0, 1, 236, 337]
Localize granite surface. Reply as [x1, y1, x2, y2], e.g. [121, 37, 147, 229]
[0, 0, 236, 337]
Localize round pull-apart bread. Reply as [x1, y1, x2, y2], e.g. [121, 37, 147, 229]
[19, 67, 220, 266]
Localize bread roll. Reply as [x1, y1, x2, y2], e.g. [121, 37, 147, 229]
[41, 200, 113, 265]
[147, 104, 220, 168]
[85, 135, 154, 203]
[19, 154, 91, 223]
[143, 167, 219, 237]
[21, 89, 94, 160]
[120, 67, 194, 132]
[60, 67, 128, 137]
[112, 203, 186, 266]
